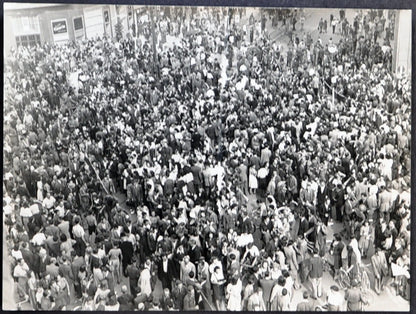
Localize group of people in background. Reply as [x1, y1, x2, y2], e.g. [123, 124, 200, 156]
[3, 6, 410, 311]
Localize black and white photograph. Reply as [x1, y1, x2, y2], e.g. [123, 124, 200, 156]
[3, 2, 411, 311]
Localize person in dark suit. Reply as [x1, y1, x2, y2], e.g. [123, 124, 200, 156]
[144, 226, 158, 256]
[119, 233, 134, 276]
[19, 242, 34, 271]
[330, 234, 345, 276]
[316, 180, 328, 222]
[259, 272, 275, 310]
[188, 239, 202, 264]
[309, 248, 323, 299]
[172, 280, 187, 310]
[298, 207, 309, 236]
[265, 235, 279, 258]
[344, 194, 354, 222]
[126, 260, 141, 296]
[334, 184, 345, 222]
[159, 288, 174, 310]
[345, 279, 367, 310]
[157, 254, 175, 290]
[118, 285, 134, 311]
[190, 161, 203, 195]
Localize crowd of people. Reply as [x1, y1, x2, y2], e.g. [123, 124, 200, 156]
[3, 6, 410, 311]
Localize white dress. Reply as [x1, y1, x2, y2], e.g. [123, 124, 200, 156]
[37, 181, 43, 201]
[249, 168, 258, 189]
[226, 280, 242, 311]
[140, 267, 152, 296]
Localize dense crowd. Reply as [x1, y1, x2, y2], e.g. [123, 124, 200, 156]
[3, 7, 410, 311]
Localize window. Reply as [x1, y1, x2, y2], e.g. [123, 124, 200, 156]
[104, 10, 110, 23]
[13, 16, 40, 35]
[15, 34, 41, 47]
[73, 16, 83, 31]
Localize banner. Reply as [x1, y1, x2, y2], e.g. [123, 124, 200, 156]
[51, 19, 69, 43]
[52, 20, 67, 34]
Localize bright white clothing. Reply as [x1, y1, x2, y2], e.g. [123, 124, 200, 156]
[140, 267, 152, 296]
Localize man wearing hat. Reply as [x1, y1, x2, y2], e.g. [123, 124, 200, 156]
[345, 279, 367, 310]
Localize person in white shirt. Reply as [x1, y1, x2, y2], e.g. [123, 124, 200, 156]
[14, 259, 30, 300]
[31, 230, 47, 246]
[42, 192, 56, 211]
[72, 216, 87, 256]
[139, 258, 152, 297]
[327, 285, 344, 311]
[211, 265, 226, 310]
[11, 243, 23, 261]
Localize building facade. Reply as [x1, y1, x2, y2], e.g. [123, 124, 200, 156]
[4, 4, 137, 55]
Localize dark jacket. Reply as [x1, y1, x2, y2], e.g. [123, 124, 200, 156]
[309, 255, 323, 278]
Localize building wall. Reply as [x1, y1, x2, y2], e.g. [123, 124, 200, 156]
[4, 15, 17, 56]
[5, 4, 137, 50]
[37, 7, 85, 44]
[393, 10, 411, 76]
[83, 5, 106, 39]
[5, 5, 86, 49]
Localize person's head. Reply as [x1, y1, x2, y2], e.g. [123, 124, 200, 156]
[107, 291, 118, 305]
[145, 258, 151, 266]
[303, 291, 309, 299]
[121, 285, 128, 294]
[60, 233, 67, 242]
[256, 286, 263, 296]
[277, 275, 286, 287]
[282, 269, 290, 278]
[100, 280, 108, 290]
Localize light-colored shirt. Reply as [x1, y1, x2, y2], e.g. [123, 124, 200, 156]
[14, 263, 29, 278]
[72, 224, 85, 238]
[31, 232, 46, 246]
[327, 290, 344, 306]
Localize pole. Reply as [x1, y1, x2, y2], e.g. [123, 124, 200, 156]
[150, 8, 159, 79]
